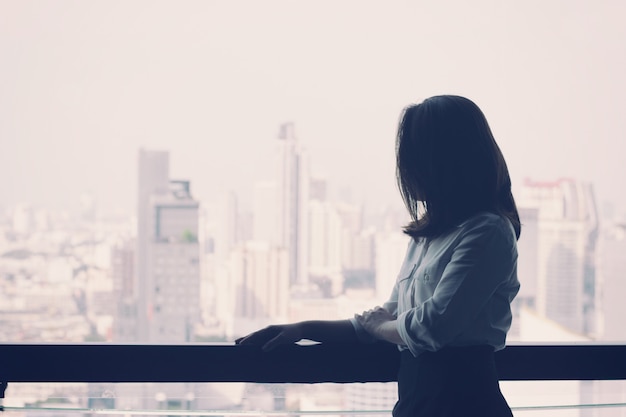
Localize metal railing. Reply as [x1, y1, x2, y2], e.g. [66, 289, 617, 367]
[1, 342, 625, 387]
[1, 343, 626, 415]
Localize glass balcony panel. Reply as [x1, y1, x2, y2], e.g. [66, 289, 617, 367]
[3, 382, 626, 416]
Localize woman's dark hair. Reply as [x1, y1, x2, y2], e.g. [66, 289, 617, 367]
[396, 95, 521, 240]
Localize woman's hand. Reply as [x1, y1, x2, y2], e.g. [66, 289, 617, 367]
[235, 324, 303, 352]
[355, 306, 404, 345]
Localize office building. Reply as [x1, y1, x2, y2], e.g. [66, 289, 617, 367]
[135, 149, 200, 343]
[229, 240, 289, 336]
[518, 178, 598, 335]
[275, 122, 309, 286]
[308, 199, 343, 296]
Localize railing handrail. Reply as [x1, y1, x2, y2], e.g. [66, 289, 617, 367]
[2, 342, 625, 386]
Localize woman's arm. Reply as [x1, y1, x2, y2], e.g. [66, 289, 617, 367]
[355, 307, 404, 345]
[235, 319, 359, 351]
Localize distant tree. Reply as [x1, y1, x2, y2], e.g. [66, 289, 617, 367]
[182, 229, 197, 243]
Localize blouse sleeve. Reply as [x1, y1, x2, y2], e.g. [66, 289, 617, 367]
[396, 217, 518, 355]
[349, 280, 400, 344]
[349, 237, 413, 344]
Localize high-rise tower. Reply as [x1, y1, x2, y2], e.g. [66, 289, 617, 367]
[136, 149, 200, 343]
[276, 123, 309, 286]
[519, 178, 599, 335]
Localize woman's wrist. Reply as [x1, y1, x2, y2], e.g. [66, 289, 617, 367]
[375, 320, 404, 345]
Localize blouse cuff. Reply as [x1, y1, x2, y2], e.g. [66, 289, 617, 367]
[396, 310, 432, 356]
[349, 317, 378, 344]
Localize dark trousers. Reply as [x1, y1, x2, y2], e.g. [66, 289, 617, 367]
[393, 346, 513, 417]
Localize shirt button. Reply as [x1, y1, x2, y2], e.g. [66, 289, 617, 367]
[424, 274, 430, 282]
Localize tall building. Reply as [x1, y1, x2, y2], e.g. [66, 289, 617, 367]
[229, 241, 289, 336]
[275, 122, 309, 287]
[136, 149, 200, 343]
[518, 178, 599, 335]
[207, 192, 240, 259]
[336, 202, 365, 271]
[597, 221, 626, 341]
[111, 238, 136, 342]
[308, 199, 343, 296]
[109, 151, 203, 413]
[516, 207, 539, 304]
[253, 181, 278, 244]
[309, 177, 328, 201]
[136, 149, 170, 342]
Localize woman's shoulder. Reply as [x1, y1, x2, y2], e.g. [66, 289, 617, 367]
[457, 211, 516, 241]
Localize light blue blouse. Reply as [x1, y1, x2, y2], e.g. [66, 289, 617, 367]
[352, 212, 519, 357]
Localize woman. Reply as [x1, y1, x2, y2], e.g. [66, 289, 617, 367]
[236, 95, 520, 416]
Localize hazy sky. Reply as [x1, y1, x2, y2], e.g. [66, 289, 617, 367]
[1, 1, 625, 216]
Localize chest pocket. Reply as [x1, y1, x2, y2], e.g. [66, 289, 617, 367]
[416, 266, 436, 285]
[413, 257, 447, 301]
[416, 253, 449, 290]
[404, 265, 438, 309]
[397, 262, 418, 283]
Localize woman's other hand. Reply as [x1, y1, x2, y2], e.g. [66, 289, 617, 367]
[355, 306, 403, 345]
[235, 324, 303, 352]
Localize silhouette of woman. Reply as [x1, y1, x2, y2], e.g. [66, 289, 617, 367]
[237, 95, 520, 417]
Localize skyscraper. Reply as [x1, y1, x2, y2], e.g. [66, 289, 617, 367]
[111, 238, 136, 342]
[253, 181, 278, 244]
[275, 123, 309, 287]
[518, 178, 599, 335]
[136, 149, 200, 343]
[516, 207, 539, 306]
[136, 149, 169, 342]
[109, 151, 203, 413]
[230, 241, 289, 323]
[597, 221, 626, 341]
[308, 199, 343, 296]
